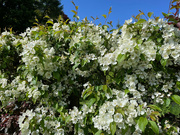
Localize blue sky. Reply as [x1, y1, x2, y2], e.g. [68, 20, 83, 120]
[61, 0, 171, 28]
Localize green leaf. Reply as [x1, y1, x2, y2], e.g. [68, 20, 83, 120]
[46, 20, 53, 25]
[95, 130, 102, 135]
[138, 117, 148, 132]
[65, 116, 71, 124]
[82, 86, 94, 99]
[135, 19, 146, 25]
[53, 71, 60, 80]
[110, 122, 116, 135]
[148, 105, 162, 112]
[135, 45, 139, 50]
[117, 54, 126, 64]
[150, 111, 161, 117]
[148, 12, 153, 18]
[73, 63, 80, 70]
[171, 95, 180, 105]
[44, 15, 50, 19]
[108, 7, 112, 15]
[157, 38, 162, 43]
[162, 12, 168, 17]
[170, 5, 180, 10]
[71, 10, 77, 15]
[116, 108, 125, 117]
[165, 98, 171, 107]
[140, 54, 146, 61]
[124, 89, 130, 95]
[102, 14, 107, 19]
[75, 6, 79, 10]
[155, 17, 160, 21]
[57, 106, 63, 113]
[176, 81, 180, 90]
[170, 102, 180, 115]
[103, 85, 108, 92]
[81, 59, 88, 67]
[160, 59, 167, 68]
[168, 18, 178, 23]
[149, 120, 159, 134]
[86, 98, 96, 107]
[122, 126, 129, 135]
[137, 39, 143, 44]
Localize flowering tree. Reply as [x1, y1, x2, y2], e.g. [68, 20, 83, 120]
[0, 12, 180, 135]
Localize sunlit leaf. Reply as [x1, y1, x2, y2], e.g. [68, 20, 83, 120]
[171, 95, 180, 105]
[160, 59, 167, 68]
[117, 54, 126, 64]
[162, 12, 168, 17]
[116, 108, 125, 117]
[135, 19, 146, 25]
[95, 130, 102, 135]
[110, 122, 116, 135]
[150, 115, 156, 121]
[165, 98, 171, 107]
[157, 38, 162, 43]
[46, 20, 53, 25]
[170, 5, 180, 10]
[86, 98, 96, 107]
[148, 105, 162, 111]
[151, 111, 161, 117]
[71, 10, 77, 15]
[149, 121, 159, 134]
[108, 6, 112, 14]
[170, 102, 180, 115]
[91, 16, 95, 20]
[135, 12, 144, 20]
[44, 15, 50, 19]
[75, 6, 79, 10]
[102, 14, 107, 19]
[155, 16, 160, 21]
[138, 117, 148, 132]
[176, 81, 180, 90]
[71, 1, 76, 6]
[148, 12, 153, 18]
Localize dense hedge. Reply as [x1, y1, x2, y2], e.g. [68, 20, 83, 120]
[0, 17, 180, 135]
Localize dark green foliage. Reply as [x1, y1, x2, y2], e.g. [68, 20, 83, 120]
[0, 0, 66, 33]
[35, 0, 63, 24]
[0, 0, 37, 33]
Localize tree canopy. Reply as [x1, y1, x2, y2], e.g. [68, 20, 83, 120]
[0, 0, 67, 33]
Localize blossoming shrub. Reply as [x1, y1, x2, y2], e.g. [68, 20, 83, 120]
[0, 17, 180, 135]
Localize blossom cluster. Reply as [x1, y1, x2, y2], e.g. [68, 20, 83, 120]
[0, 16, 180, 135]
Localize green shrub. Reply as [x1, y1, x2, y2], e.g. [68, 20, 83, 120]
[0, 16, 180, 135]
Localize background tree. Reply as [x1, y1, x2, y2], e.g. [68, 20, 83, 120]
[34, 0, 63, 24]
[0, 0, 36, 33]
[0, 0, 69, 33]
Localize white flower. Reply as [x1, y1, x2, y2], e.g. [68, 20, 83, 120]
[55, 129, 64, 135]
[31, 130, 39, 135]
[42, 85, 49, 90]
[107, 106, 115, 115]
[45, 72, 52, 79]
[49, 47, 55, 55]
[126, 116, 134, 126]
[53, 23, 60, 31]
[0, 78, 7, 88]
[33, 90, 41, 100]
[104, 113, 113, 124]
[114, 113, 123, 123]
[125, 18, 133, 24]
[33, 56, 39, 62]
[118, 98, 128, 107]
